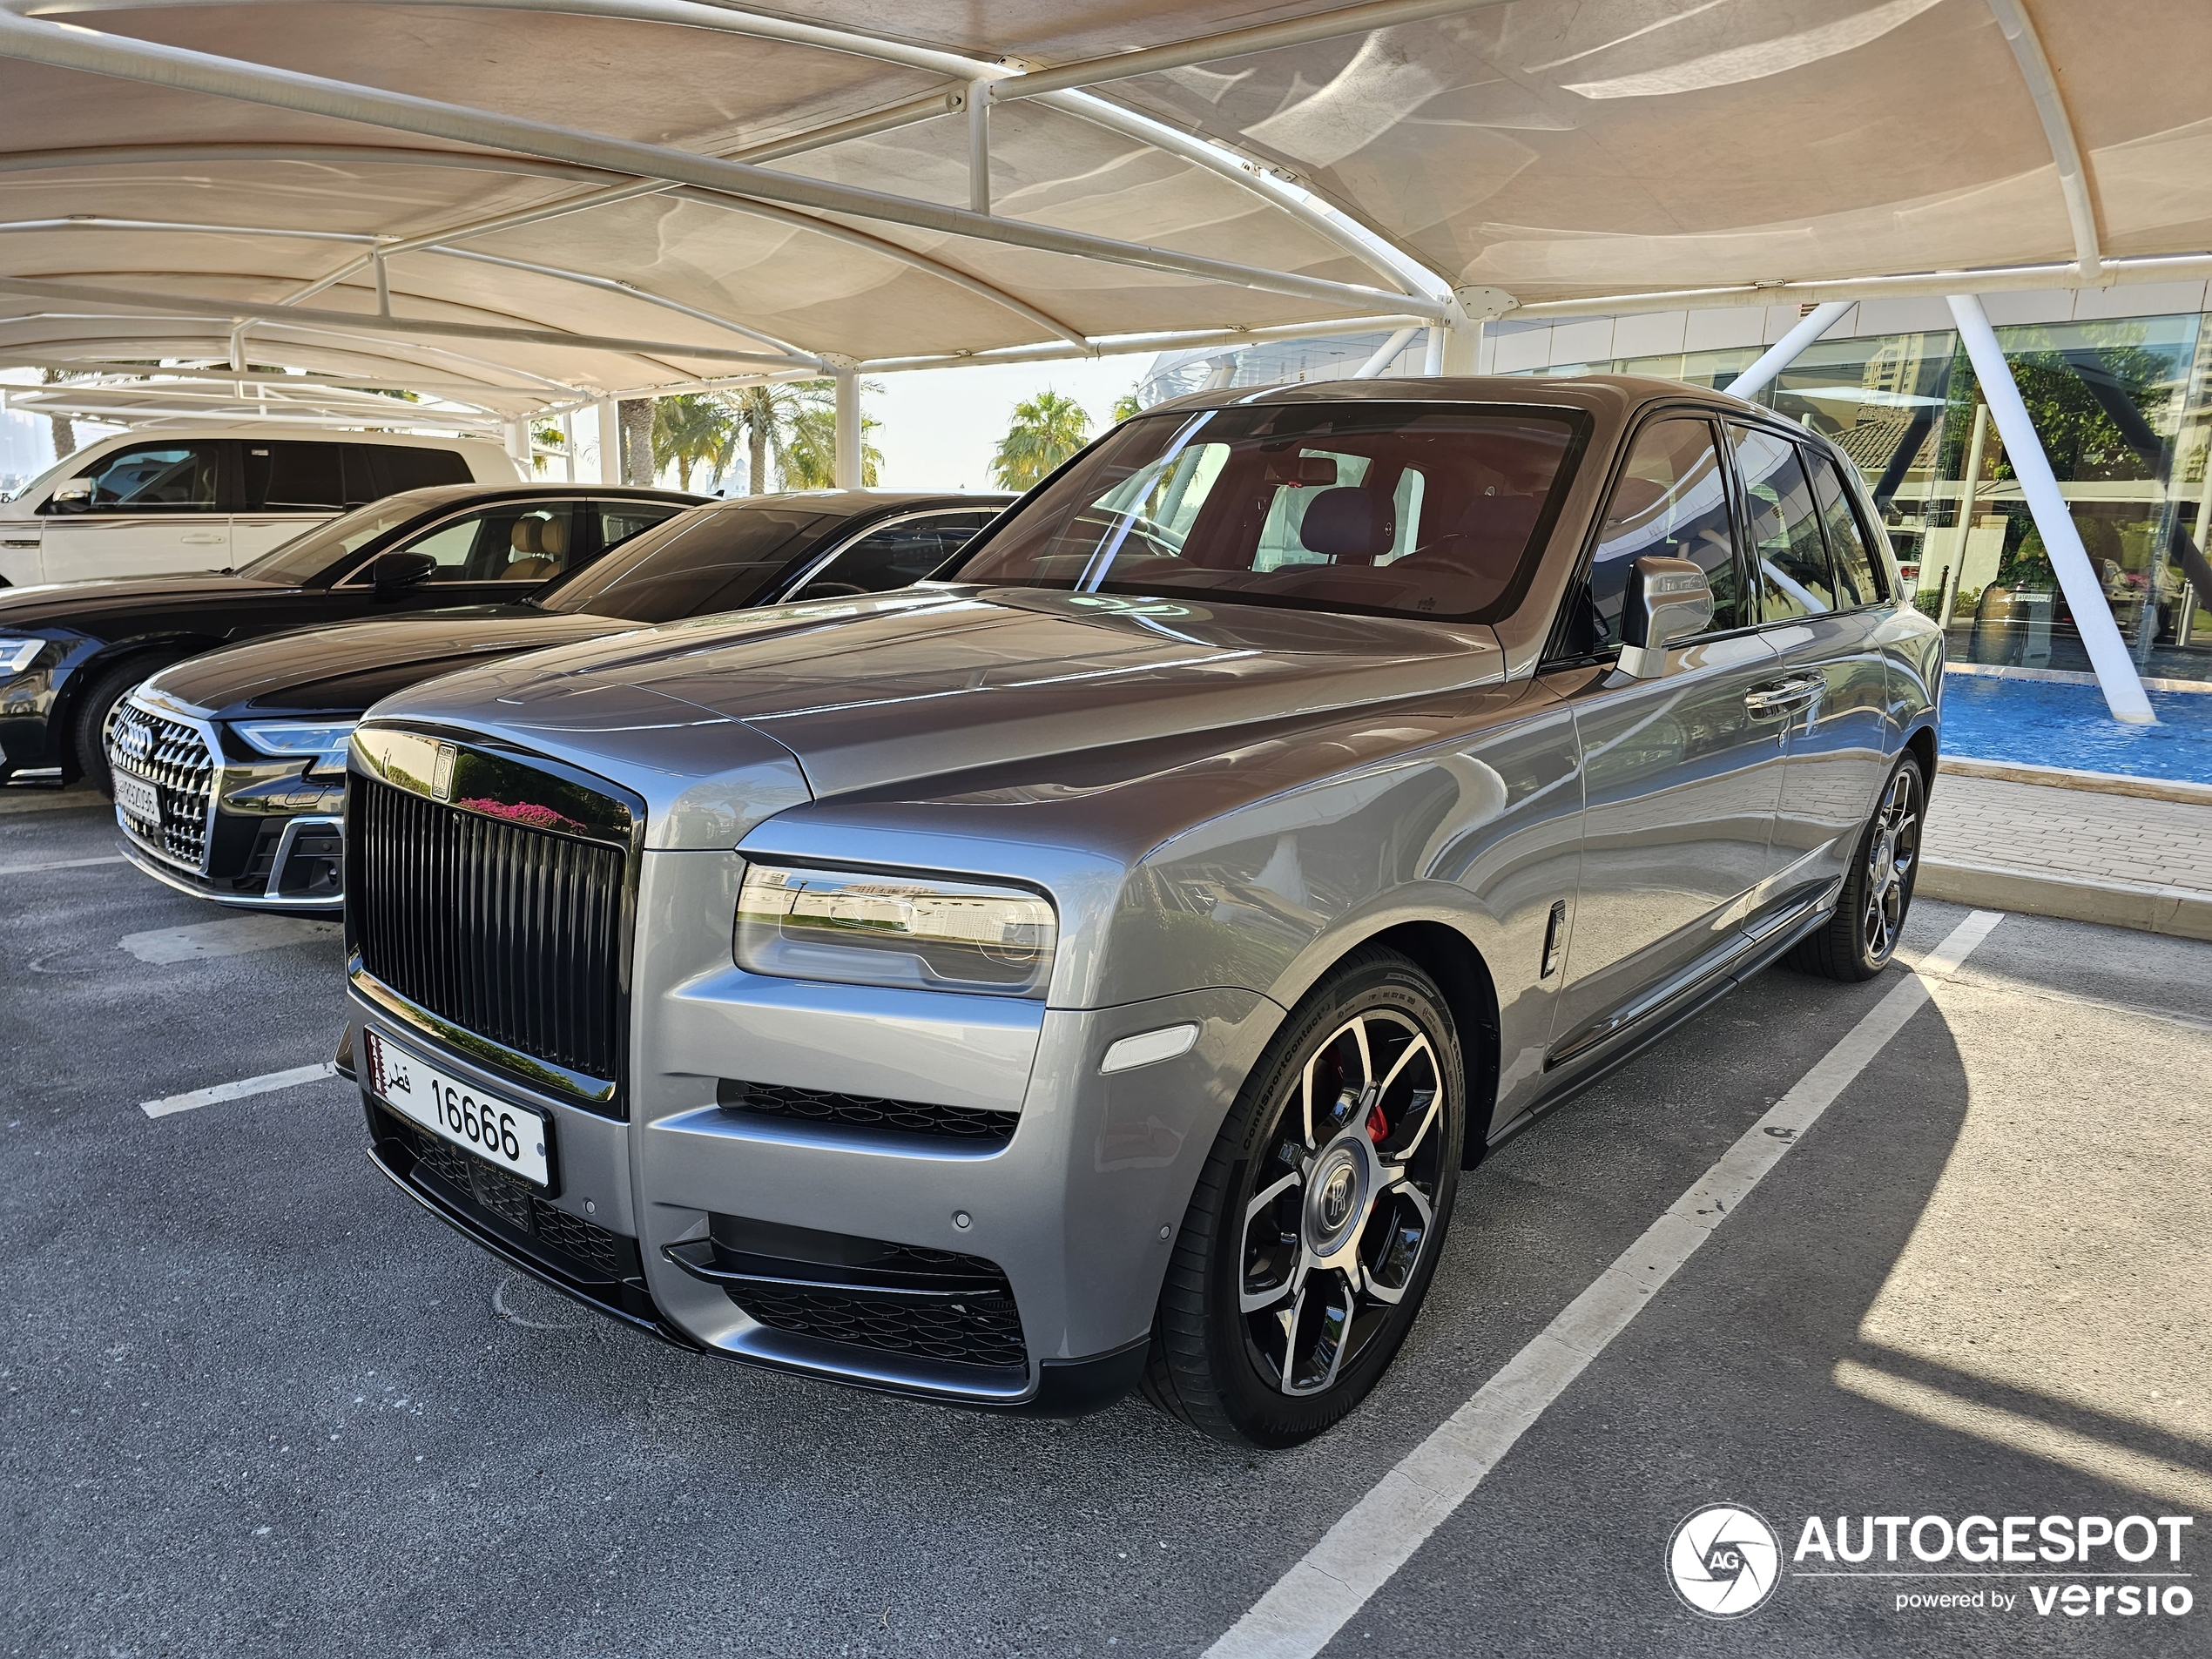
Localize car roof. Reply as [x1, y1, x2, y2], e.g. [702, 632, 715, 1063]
[690, 489, 1014, 516]
[371, 482, 708, 513]
[1140, 373, 1773, 422]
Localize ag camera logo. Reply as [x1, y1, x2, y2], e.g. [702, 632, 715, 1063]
[1669, 1504, 1783, 1618]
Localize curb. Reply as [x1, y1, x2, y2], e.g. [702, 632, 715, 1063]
[1918, 858, 2212, 942]
[1936, 757, 2212, 806]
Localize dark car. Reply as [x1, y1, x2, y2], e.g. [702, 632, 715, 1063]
[112, 490, 1011, 910]
[0, 481, 700, 793]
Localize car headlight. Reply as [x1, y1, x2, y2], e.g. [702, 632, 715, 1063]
[0, 637, 46, 677]
[235, 718, 357, 779]
[735, 864, 1057, 996]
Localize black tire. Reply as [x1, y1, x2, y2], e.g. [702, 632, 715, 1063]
[1141, 948, 1465, 1447]
[1789, 752, 1925, 981]
[71, 657, 173, 796]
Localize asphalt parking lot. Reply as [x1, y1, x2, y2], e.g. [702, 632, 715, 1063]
[3, 786, 2206, 1658]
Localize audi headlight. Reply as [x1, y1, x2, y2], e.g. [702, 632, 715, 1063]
[735, 864, 1057, 996]
[235, 718, 357, 778]
[0, 637, 46, 678]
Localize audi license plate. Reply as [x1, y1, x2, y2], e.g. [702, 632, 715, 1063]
[113, 768, 159, 824]
[364, 1027, 551, 1189]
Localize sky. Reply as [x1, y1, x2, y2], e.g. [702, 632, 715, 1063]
[865, 355, 1154, 492]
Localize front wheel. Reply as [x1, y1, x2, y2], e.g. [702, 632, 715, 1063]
[1790, 752, 1925, 981]
[1141, 948, 1464, 1447]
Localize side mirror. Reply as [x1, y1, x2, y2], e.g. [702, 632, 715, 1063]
[368, 550, 437, 594]
[1618, 556, 1714, 678]
[45, 479, 92, 515]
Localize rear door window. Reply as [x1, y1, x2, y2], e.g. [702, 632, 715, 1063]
[597, 500, 689, 551]
[244, 442, 349, 511]
[359, 445, 473, 496]
[1575, 415, 1742, 652]
[1805, 452, 1886, 608]
[1730, 424, 1836, 620]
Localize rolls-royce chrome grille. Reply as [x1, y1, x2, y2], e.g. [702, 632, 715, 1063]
[108, 698, 215, 871]
[350, 775, 628, 1100]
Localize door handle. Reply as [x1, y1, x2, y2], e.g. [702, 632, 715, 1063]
[1743, 676, 1823, 718]
[179, 532, 226, 544]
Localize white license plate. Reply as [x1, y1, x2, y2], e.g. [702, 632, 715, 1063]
[364, 1028, 551, 1189]
[114, 768, 159, 823]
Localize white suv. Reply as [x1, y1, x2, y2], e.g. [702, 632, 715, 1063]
[0, 428, 520, 586]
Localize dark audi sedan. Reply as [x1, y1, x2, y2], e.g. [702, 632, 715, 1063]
[0, 482, 699, 792]
[339, 378, 1941, 1444]
[114, 491, 1009, 909]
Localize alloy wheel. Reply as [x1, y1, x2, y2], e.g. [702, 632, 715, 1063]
[1238, 1008, 1447, 1398]
[1860, 763, 1921, 962]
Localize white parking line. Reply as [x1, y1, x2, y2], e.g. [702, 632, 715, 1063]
[0, 854, 126, 876]
[141, 1062, 340, 1120]
[119, 915, 341, 964]
[1204, 909, 2007, 1659]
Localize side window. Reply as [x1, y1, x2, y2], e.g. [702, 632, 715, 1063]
[368, 503, 577, 583]
[1730, 424, 1834, 620]
[1579, 416, 1741, 652]
[597, 501, 686, 551]
[58, 443, 220, 513]
[361, 445, 472, 496]
[244, 442, 348, 512]
[1806, 452, 1887, 608]
[801, 513, 994, 596]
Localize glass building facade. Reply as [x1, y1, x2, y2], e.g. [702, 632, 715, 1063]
[1136, 296, 2212, 691]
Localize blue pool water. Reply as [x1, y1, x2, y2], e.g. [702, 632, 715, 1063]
[1940, 673, 2212, 784]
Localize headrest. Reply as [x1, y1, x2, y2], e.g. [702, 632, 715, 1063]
[536, 515, 568, 557]
[501, 556, 556, 580]
[1299, 487, 1395, 563]
[509, 517, 540, 554]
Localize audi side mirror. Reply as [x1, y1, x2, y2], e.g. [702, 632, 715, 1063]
[368, 550, 437, 594]
[45, 480, 92, 515]
[1618, 556, 1715, 679]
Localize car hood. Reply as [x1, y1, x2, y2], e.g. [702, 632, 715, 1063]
[366, 588, 1508, 848]
[0, 571, 282, 626]
[145, 606, 630, 718]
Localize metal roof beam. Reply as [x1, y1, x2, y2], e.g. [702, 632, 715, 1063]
[1985, 0, 2101, 280]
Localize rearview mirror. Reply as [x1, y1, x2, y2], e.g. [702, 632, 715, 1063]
[368, 550, 437, 594]
[1618, 556, 1714, 678]
[45, 479, 91, 515]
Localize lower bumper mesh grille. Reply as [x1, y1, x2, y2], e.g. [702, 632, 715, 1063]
[734, 1283, 1028, 1369]
[717, 1079, 1017, 1144]
[398, 1117, 630, 1278]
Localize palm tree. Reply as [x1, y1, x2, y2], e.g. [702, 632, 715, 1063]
[992, 390, 1091, 489]
[1112, 390, 1143, 422]
[720, 381, 828, 494]
[784, 404, 884, 489]
[651, 394, 738, 492]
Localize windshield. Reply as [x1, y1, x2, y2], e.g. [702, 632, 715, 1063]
[536, 503, 829, 622]
[239, 489, 455, 585]
[948, 404, 1584, 622]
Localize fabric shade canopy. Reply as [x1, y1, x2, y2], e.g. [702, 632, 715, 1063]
[0, 0, 2206, 424]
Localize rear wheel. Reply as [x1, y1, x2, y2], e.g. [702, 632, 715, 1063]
[1790, 752, 1925, 981]
[1142, 948, 1464, 1446]
[71, 657, 176, 796]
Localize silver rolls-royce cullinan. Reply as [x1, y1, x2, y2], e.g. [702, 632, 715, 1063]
[339, 377, 1942, 1446]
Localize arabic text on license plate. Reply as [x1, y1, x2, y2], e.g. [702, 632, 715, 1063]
[365, 1028, 551, 1188]
[114, 769, 159, 823]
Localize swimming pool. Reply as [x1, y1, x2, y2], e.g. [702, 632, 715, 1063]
[1939, 672, 2212, 785]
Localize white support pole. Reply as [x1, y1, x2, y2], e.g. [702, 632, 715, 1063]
[503, 418, 530, 473]
[560, 410, 574, 482]
[1726, 301, 1851, 401]
[1946, 293, 2155, 723]
[1421, 325, 1445, 376]
[1440, 318, 1482, 376]
[593, 396, 617, 484]
[1351, 327, 1420, 380]
[966, 85, 991, 217]
[833, 364, 860, 489]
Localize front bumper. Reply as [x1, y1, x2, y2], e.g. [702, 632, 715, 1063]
[347, 882, 1281, 1412]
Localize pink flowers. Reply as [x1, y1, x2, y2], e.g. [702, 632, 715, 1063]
[455, 797, 584, 834]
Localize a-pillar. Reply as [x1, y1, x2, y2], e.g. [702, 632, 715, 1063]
[1947, 293, 2155, 724]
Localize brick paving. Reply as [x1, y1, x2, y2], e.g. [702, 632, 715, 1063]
[1925, 772, 2212, 896]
